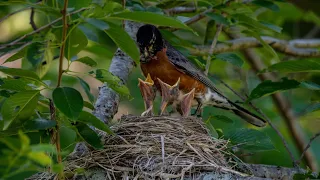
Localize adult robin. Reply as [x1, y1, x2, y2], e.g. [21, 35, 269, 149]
[136, 24, 266, 127]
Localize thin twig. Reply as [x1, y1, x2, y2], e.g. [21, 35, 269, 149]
[296, 131, 320, 166]
[29, 7, 37, 31]
[0, 8, 88, 50]
[211, 73, 297, 167]
[243, 48, 318, 171]
[0, 2, 41, 24]
[56, 0, 69, 88]
[204, 24, 223, 75]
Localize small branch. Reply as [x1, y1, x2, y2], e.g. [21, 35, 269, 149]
[49, 99, 62, 178]
[220, 32, 302, 168]
[184, 8, 213, 25]
[296, 131, 320, 166]
[0, 7, 88, 50]
[165, 7, 198, 15]
[243, 48, 318, 171]
[210, 72, 297, 168]
[29, 7, 37, 31]
[0, 1, 42, 24]
[56, 0, 69, 88]
[204, 24, 223, 75]
[192, 36, 320, 57]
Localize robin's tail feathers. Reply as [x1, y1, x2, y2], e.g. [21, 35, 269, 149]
[230, 102, 267, 127]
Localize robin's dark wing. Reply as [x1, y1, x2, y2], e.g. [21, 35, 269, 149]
[165, 41, 226, 98]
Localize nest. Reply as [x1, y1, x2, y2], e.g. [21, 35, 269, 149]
[66, 115, 240, 179]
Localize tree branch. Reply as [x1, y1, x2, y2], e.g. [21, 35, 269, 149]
[205, 24, 223, 75]
[242, 48, 318, 171]
[165, 7, 198, 15]
[191, 36, 320, 57]
[296, 131, 320, 166]
[93, 21, 140, 123]
[0, 7, 88, 50]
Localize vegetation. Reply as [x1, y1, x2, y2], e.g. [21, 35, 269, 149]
[0, 0, 319, 179]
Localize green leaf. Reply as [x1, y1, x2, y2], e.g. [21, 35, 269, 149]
[59, 126, 77, 152]
[216, 53, 244, 67]
[86, 18, 109, 30]
[78, 111, 113, 134]
[0, 79, 32, 91]
[259, 21, 282, 33]
[78, 77, 95, 103]
[1, 90, 40, 130]
[262, 59, 320, 73]
[225, 128, 275, 151]
[95, 69, 130, 97]
[35, 33, 54, 78]
[4, 43, 30, 63]
[205, 12, 230, 26]
[242, 30, 278, 60]
[237, 14, 280, 33]
[76, 123, 103, 149]
[109, 11, 191, 30]
[0, 67, 41, 82]
[30, 144, 56, 153]
[73, 56, 97, 67]
[27, 152, 52, 166]
[205, 118, 219, 138]
[52, 87, 83, 120]
[248, 78, 300, 101]
[68, 0, 92, 10]
[300, 81, 320, 90]
[252, 0, 280, 11]
[23, 118, 56, 131]
[104, 23, 139, 62]
[83, 101, 94, 110]
[65, 27, 88, 60]
[211, 115, 234, 124]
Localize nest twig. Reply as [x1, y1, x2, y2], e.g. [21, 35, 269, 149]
[65, 115, 244, 179]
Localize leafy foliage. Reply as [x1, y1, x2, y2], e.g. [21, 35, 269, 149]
[0, 0, 319, 178]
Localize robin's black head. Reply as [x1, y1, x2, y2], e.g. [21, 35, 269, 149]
[136, 24, 164, 63]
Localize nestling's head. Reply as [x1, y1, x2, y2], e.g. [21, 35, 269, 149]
[136, 24, 164, 62]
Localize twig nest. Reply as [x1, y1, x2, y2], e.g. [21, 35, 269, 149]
[66, 115, 235, 179]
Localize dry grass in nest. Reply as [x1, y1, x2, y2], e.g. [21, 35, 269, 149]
[66, 115, 240, 179]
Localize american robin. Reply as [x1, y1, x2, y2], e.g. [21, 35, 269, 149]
[136, 24, 266, 127]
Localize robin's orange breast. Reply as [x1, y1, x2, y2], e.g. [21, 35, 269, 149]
[140, 50, 206, 95]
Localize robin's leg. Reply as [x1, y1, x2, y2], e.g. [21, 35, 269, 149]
[192, 101, 203, 117]
[158, 78, 180, 116]
[180, 88, 195, 117]
[138, 74, 156, 116]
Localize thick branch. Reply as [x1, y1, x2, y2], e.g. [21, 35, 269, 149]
[192, 36, 320, 57]
[93, 21, 141, 123]
[0, 8, 88, 50]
